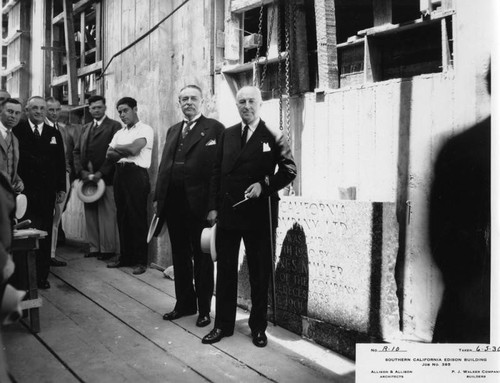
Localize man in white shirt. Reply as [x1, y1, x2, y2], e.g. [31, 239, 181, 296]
[106, 97, 153, 275]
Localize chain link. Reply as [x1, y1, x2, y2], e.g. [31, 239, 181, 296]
[259, 1, 276, 90]
[254, 0, 265, 68]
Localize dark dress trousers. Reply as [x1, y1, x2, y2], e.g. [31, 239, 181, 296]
[154, 115, 224, 315]
[208, 119, 296, 333]
[429, 117, 491, 343]
[13, 121, 66, 282]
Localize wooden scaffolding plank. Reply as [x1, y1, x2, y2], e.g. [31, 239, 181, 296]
[3, 322, 79, 383]
[51, 249, 349, 383]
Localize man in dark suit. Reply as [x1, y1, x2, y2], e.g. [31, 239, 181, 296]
[13, 96, 66, 289]
[74, 95, 121, 261]
[0, 98, 23, 193]
[202, 86, 296, 347]
[45, 97, 70, 267]
[154, 85, 224, 327]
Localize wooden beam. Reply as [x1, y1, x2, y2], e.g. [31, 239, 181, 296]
[2, 30, 23, 45]
[50, 60, 103, 87]
[314, 0, 339, 89]
[230, 0, 273, 13]
[95, 2, 101, 61]
[1, 61, 25, 77]
[373, 0, 392, 26]
[80, 12, 85, 69]
[52, 0, 94, 24]
[63, 0, 79, 104]
[1, 0, 19, 15]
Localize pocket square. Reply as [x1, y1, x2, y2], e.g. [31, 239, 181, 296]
[262, 142, 271, 152]
[50, 137, 57, 144]
[206, 139, 216, 146]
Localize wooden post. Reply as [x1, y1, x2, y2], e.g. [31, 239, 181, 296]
[314, 0, 338, 89]
[62, 0, 78, 105]
[373, 0, 392, 26]
[292, 0, 310, 93]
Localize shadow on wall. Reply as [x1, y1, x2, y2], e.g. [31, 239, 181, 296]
[272, 222, 309, 335]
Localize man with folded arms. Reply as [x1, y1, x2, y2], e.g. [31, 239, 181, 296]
[202, 86, 296, 347]
[106, 97, 153, 275]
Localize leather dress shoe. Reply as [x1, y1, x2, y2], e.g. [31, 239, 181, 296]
[202, 328, 232, 344]
[252, 331, 268, 348]
[162, 309, 196, 321]
[84, 252, 100, 258]
[196, 314, 211, 327]
[107, 260, 129, 268]
[50, 258, 67, 267]
[132, 265, 147, 275]
[37, 280, 51, 290]
[97, 253, 114, 260]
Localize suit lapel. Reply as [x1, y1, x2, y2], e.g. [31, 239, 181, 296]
[163, 122, 182, 164]
[230, 120, 267, 170]
[0, 133, 7, 154]
[184, 116, 208, 154]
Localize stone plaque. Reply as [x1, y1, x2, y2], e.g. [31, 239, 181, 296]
[275, 198, 399, 338]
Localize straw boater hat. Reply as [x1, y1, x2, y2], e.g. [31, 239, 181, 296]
[200, 224, 217, 262]
[75, 178, 106, 203]
[15, 194, 27, 219]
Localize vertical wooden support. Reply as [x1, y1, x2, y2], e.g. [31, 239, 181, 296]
[95, 2, 102, 61]
[44, 0, 53, 96]
[314, 0, 338, 89]
[441, 18, 451, 72]
[373, 0, 392, 26]
[293, 0, 309, 93]
[63, 0, 78, 105]
[419, 0, 432, 15]
[79, 12, 85, 69]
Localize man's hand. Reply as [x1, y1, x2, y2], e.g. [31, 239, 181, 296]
[81, 170, 90, 181]
[106, 148, 122, 161]
[92, 171, 103, 182]
[12, 179, 24, 193]
[207, 210, 218, 226]
[56, 191, 66, 204]
[244, 182, 262, 199]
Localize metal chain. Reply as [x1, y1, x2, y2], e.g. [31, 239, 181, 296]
[254, 0, 265, 66]
[276, 0, 283, 132]
[284, 0, 291, 139]
[259, 0, 276, 89]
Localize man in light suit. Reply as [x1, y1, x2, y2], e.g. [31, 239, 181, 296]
[74, 95, 121, 261]
[45, 97, 71, 267]
[202, 86, 296, 347]
[13, 96, 67, 290]
[154, 85, 224, 327]
[0, 98, 23, 193]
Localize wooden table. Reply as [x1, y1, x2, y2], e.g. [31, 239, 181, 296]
[12, 229, 47, 333]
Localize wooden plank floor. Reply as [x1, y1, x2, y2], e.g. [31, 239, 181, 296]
[3, 244, 356, 383]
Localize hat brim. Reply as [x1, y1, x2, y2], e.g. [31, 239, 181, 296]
[75, 179, 106, 203]
[15, 194, 27, 219]
[147, 214, 167, 243]
[200, 224, 217, 262]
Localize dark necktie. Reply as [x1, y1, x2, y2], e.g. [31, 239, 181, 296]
[182, 120, 196, 139]
[241, 125, 249, 148]
[34, 125, 40, 137]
